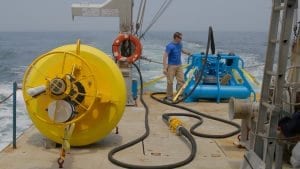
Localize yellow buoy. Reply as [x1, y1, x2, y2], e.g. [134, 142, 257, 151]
[22, 40, 126, 146]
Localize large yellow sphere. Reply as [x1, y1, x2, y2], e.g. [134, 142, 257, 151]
[22, 41, 126, 146]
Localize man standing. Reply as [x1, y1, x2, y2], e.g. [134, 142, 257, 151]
[163, 32, 191, 102]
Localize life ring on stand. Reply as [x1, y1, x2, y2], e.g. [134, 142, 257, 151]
[112, 33, 142, 63]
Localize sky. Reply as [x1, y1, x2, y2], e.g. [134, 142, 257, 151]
[0, 0, 272, 32]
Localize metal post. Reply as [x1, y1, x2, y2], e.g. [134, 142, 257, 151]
[71, 0, 136, 105]
[13, 82, 17, 149]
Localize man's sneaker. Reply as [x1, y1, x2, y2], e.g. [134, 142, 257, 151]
[177, 95, 184, 101]
[163, 97, 173, 104]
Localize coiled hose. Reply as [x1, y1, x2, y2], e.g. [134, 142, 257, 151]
[153, 26, 240, 139]
[151, 92, 241, 138]
[108, 27, 240, 168]
[108, 63, 197, 169]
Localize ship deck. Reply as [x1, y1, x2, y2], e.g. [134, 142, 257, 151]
[0, 94, 247, 169]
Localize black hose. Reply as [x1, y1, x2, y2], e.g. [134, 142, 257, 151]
[210, 28, 215, 55]
[156, 27, 240, 138]
[108, 63, 197, 169]
[151, 92, 241, 138]
[173, 26, 214, 104]
[108, 27, 239, 168]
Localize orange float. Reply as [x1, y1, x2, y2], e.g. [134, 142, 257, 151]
[112, 33, 142, 63]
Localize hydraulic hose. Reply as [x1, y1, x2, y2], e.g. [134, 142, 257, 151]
[108, 63, 197, 169]
[108, 27, 239, 168]
[173, 26, 215, 104]
[155, 27, 240, 138]
[151, 92, 241, 138]
[156, 26, 241, 138]
[161, 27, 238, 138]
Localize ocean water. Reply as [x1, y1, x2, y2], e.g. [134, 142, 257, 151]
[0, 30, 267, 150]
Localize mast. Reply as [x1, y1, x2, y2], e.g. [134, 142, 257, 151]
[71, 0, 137, 106]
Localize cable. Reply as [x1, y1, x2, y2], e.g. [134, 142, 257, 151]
[172, 26, 215, 104]
[151, 92, 241, 139]
[244, 64, 265, 69]
[140, 56, 163, 64]
[139, 0, 173, 39]
[0, 93, 13, 104]
[108, 63, 197, 169]
[135, 0, 147, 36]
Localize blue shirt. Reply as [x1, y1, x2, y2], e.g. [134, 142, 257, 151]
[165, 42, 182, 65]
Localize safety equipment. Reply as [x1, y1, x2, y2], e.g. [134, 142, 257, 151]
[112, 33, 142, 63]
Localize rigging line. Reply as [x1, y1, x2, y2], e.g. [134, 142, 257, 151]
[139, 0, 173, 39]
[140, 56, 163, 64]
[147, 0, 171, 30]
[139, 0, 147, 36]
[135, 0, 147, 36]
[244, 64, 265, 69]
[0, 93, 13, 104]
[136, 0, 143, 24]
[150, 0, 170, 24]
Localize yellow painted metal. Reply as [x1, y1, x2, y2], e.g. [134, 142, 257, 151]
[22, 41, 126, 146]
[241, 69, 260, 87]
[173, 68, 195, 102]
[232, 69, 260, 87]
[142, 64, 190, 89]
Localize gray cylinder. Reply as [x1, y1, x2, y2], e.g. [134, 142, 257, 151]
[228, 97, 259, 120]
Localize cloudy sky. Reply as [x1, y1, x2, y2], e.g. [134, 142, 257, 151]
[0, 0, 271, 32]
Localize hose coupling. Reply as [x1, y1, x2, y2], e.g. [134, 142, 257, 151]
[169, 118, 183, 135]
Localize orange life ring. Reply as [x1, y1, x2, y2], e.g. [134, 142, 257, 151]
[112, 34, 142, 63]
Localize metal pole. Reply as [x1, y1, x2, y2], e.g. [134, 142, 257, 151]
[13, 82, 17, 149]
